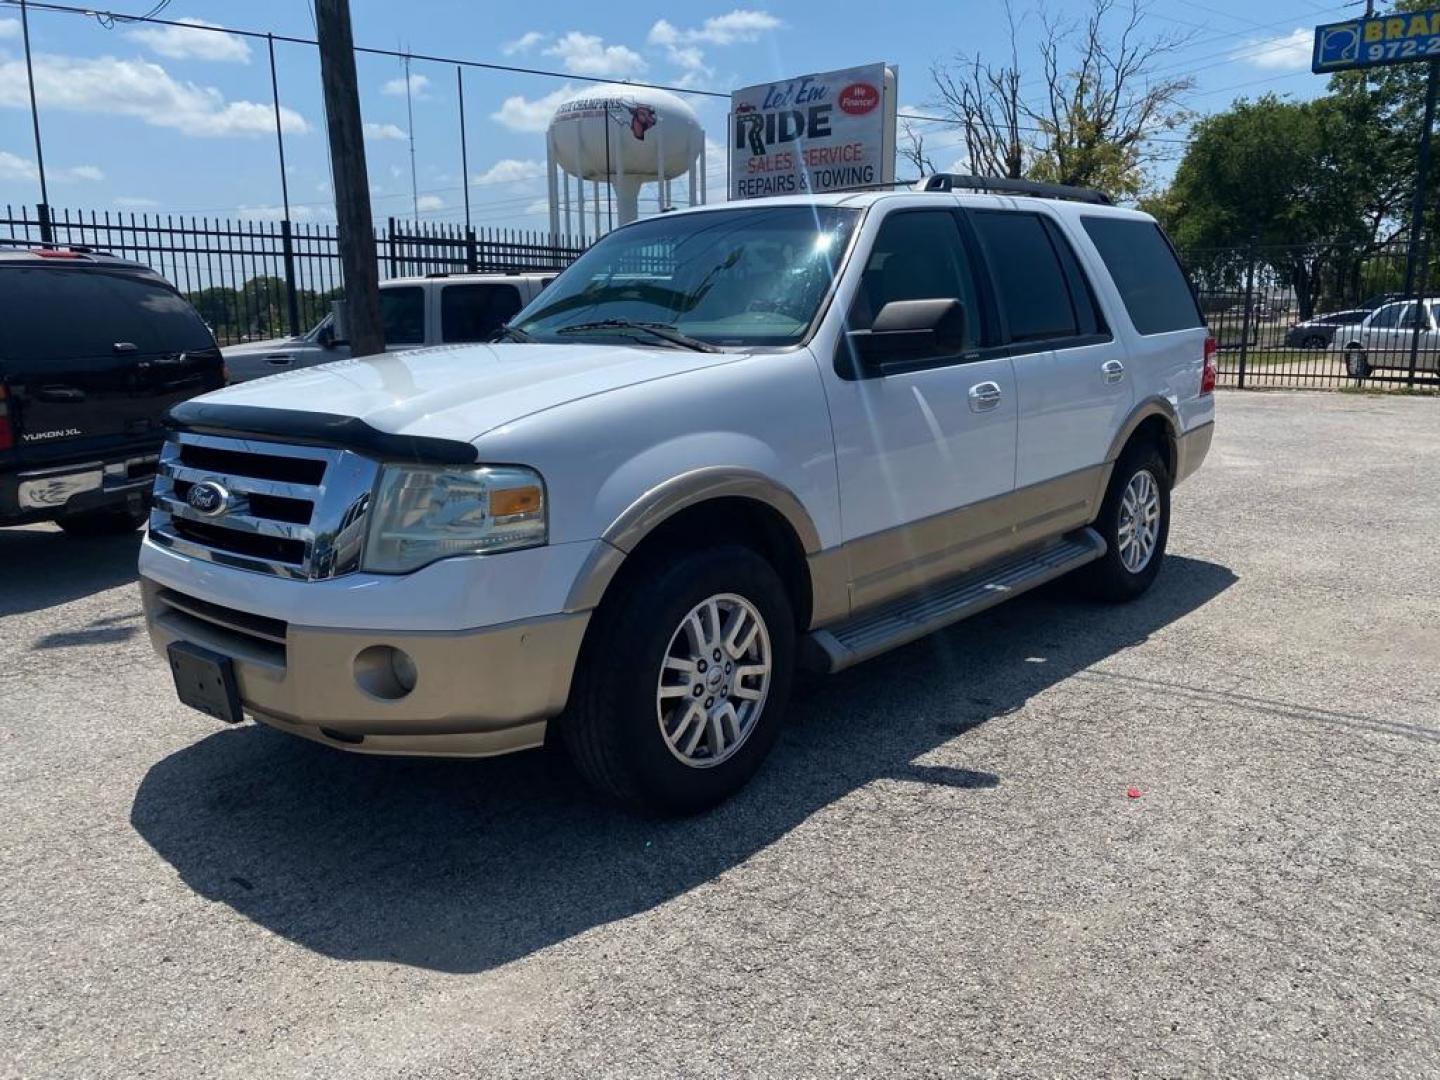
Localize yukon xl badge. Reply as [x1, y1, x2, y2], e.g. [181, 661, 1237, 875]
[21, 428, 82, 442]
[186, 480, 230, 517]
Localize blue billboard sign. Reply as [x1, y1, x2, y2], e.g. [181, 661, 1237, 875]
[1313, 12, 1440, 73]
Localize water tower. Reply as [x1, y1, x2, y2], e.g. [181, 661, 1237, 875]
[546, 84, 706, 242]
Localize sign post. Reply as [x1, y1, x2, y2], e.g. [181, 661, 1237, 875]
[1314, 12, 1440, 384]
[728, 63, 897, 200]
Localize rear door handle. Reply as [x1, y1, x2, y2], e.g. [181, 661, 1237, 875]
[968, 381, 1003, 412]
[1102, 359, 1126, 383]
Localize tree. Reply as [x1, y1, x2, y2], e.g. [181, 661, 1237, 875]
[1161, 93, 1410, 318]
[925, 0, 1193, 197]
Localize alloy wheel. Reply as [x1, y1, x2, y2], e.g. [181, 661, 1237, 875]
[655, 593, 772, 768]
[1116, 468, 1162, 574]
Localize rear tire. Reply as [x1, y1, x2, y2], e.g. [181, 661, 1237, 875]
[56, 504, 147, 537]
[562, 544, 795, 815]
[1078, 445, 1171, 603]
[1346, 346, 1371, 380]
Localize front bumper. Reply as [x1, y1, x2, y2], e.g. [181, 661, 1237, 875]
[141, 577, 590, 757]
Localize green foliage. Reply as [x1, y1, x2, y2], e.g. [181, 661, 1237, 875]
[185, 277, 340, 345]
[1161, 87, 1414, 317]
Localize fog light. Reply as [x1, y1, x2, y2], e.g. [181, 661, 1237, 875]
[353, 645, 417, 700]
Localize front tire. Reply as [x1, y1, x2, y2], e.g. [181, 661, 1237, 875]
[1078, 445, 1171, 602]
[562, 544, 795, 814]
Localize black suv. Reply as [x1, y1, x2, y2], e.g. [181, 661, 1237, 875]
[0, 247, 223, 535]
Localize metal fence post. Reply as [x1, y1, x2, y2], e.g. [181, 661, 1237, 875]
[280, 218, 300, 337]
[1238, 235, 1257, 390]
[465, 226, 478, 273]
[386, 217, 398, 278]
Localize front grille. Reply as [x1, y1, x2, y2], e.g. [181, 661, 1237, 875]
[149, 432, 379, 580]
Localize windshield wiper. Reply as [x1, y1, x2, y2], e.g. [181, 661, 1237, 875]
[555, 318, 720, 353]
[493, 323, 534, 343]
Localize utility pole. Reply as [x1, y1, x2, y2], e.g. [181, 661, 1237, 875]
[315, 0, 384, 357]
[20, 0, 51, 241]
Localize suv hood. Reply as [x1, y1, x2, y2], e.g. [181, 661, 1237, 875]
[178, 341, 744, 444]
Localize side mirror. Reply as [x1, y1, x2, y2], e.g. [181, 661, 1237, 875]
[841, 298, 968, 377]
[329, 299, 350, 346]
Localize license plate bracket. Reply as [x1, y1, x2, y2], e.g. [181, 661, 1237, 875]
[167, 641, 243, 724]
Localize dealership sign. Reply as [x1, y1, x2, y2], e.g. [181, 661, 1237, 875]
[1312, 11, 1440, 72]
[729, 63, 897, 200]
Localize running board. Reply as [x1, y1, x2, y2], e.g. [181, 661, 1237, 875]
[803, 528, 1107, 674]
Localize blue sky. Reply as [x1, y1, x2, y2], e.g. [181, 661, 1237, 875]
[0, 0, 1343, 229]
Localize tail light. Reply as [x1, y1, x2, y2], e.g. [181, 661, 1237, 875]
[1201, 335, 1218, 395]
[0, 385, 12, 452]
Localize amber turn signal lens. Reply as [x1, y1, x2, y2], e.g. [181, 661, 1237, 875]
[491, 486, 542, 518]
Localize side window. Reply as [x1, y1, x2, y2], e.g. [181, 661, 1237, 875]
[1081, 216, 1204, 335]
[1397, 302, 1423, 330]
[379, 286, 425, 345]
[850, 209, 983, 350]
[971, 211, 1079, 343]
[1369, 303, 1403, 329]
[440, 284, 524, 343]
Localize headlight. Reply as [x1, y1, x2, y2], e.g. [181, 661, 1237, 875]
[362, 464, 546, 573]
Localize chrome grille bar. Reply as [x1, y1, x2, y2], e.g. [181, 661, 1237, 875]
[148, 431, 380, 580]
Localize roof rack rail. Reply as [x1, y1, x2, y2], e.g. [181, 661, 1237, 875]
[915, 173, 1112, 206]
[0, 237, 110, 255]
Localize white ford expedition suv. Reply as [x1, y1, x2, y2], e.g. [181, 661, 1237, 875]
[140, 176, 1215, 814]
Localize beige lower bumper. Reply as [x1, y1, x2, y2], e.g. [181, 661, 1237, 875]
[1174, 421, 1214, 486]
[142, 578, 589, 757]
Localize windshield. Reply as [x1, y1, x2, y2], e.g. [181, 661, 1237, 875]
[511, 205, 859, 348]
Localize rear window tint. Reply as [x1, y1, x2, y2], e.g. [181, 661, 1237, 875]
[971, 211, 1078, 342]
[440, 283, 524, 343]
[0, 266, 212, 362]
[1081, 217, 1202, 335]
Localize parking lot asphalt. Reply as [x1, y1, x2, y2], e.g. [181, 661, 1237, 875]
[3, 390, 1438, 1080]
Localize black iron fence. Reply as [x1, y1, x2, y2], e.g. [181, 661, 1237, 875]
[1181, 240, 1440, 391]
[5, 203, 1440, 391]
[1, 204, 584, 347]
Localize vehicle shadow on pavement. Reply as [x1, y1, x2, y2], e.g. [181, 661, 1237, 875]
[0, 526, 142, 616]
[130, 555, 1235, 974]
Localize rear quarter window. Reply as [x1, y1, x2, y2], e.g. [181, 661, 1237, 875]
[1081, 217, 1203, 336]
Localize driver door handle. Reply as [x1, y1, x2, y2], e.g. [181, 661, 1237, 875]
[1102, 359, 1126, 383]
[968, 381, 1003, 412]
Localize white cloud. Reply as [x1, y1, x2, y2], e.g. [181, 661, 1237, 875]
[381, 72, 430, 98]
[240, 203, 323, 222]
[128, 17, 252, 64]
[524, 198, 551, 216]
[473, 158, 546, 185]
[0, 52, 307, 137]
[545, 32, 646, 78]
[648, 10, 778, 77]
[503, 31, 546, 56]
[416, 194, 444, 212]
[115, 196, 160, 208]
[491, 84, 575, 132]
[1238, 28, 1312, 71]
[0, 150, 103, 183]
[0, 18, 19, 40]
[363, 121, 407, 141]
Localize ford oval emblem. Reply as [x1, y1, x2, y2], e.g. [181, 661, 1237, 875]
[187, 479, 230, 517]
